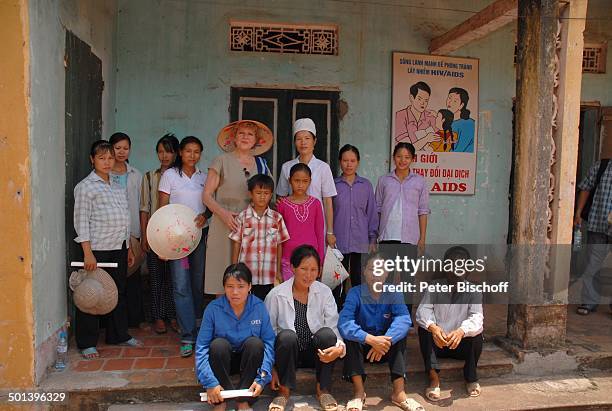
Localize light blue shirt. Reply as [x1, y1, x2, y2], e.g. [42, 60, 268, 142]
[451, 118, 475, 153]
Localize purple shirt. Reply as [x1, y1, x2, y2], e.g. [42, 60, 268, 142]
[375, 171, 430, 245]
[333, 175, 379, 254]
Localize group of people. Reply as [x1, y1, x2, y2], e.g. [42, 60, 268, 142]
[72, 117, 485, 411]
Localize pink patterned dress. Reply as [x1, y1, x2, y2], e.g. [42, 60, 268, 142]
[276, 196, 325, 281]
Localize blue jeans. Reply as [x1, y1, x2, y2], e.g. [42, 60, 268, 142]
[170, 232, 206, 343]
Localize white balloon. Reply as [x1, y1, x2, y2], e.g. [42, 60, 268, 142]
[147, 204, 202, 260]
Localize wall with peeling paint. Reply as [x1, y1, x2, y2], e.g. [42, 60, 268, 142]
[0, 0, 34, 389]
[28, 0, 117, 383]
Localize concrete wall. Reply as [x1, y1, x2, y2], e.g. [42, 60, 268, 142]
[115, 0, 513, 245]
[0, 0, 34, 389]
[28, 0, 117, 383]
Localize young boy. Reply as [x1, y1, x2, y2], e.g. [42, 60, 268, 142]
[229, 174, 290, 300]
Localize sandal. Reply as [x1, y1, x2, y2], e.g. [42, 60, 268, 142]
[466, 382, 481, 397]
[154, 319, 167, 334]
[576, 305, 596, 315]
[268, 395, 288, 411]
[180, 343, 193, 357]
[318, 393, 338, 411]
[391, 398, 424, 411]
[346, 397, 364, 411]
[119, 337, 144, 347]
[425, 386, 440, 402]
[80, 347, 99, 360]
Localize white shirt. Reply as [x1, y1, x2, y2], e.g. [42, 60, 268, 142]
[158, 167, 207, 215]
[264, 277, 345, 356]
[381, 195, 403, 241]
[111, 164, 143, 238]
[276, 155, 337, 202]
[415, 281, 484, 337]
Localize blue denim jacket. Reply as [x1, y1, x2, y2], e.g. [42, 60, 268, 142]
[196, 295, 275, 388]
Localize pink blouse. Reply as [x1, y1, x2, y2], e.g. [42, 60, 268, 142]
[276, 196, 325, 280]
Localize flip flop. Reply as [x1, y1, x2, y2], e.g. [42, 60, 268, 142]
[119, 338, 144, 347]
[154, 320, 167, 334]
[268, 395, 288, 411]
[391, 398, 425, 411]
[425, 386, 441, 402]
[576, 305, 596, 315]
[180, 343, 193, 357]
[170, 319, 180, 333]
[466, 382, 481, 397]
[319, 393, 338, 411]
[80, 347, 99, 360]
[346, 397, 364, 411]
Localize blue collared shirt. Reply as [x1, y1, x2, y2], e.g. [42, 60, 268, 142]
[195, 295, 275, 388]
[338, 284, 412, 345]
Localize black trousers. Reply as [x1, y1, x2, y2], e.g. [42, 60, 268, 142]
[418, 326, 483, 383]
[275, 327, 338, 391]
[75, 244, 132, 349]
[379, 240, 417, 311]
[251, 284, 273, 301]
[333, 252, 364, 309]
[209, 336, 265, 404]
[127, 266, 145, 327]
[343, 338, 407, 382]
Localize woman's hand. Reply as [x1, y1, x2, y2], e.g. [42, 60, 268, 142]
[220, 209, 239, 232]
[326, 233, 337, 248]
[84, 251, 97, 271]
[417, 239, 426, 257]
[248, 381, 263, 397]
[128, 247, 135, 268]
[194, 213, 207, 229]
[206, 385, 224, 405]
[317, 346, 342, 363]
[270, 368, 280, 391]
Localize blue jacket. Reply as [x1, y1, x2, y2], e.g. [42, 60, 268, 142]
[338, 284, 412, 344]
[195, 295, 275, 388]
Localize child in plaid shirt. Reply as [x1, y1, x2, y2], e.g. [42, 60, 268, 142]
[230, 174, 290, 300]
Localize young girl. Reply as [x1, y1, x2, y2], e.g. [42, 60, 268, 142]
[73, 140, 142, 359]
[276, 118, 337, 248]
[109, 132, 145, 329]
[158, 136, 208, 357]
[430, 109, 458, 152]
[276, 163, 325, 281]
[140, 133, 180, 334]
[376, 143, 430, 310]
[333, 144, 378, 291]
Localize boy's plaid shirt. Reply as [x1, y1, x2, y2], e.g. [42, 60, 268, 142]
[229, 205, 290, 285]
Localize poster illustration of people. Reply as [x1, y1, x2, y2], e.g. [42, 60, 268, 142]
[392, 52, 479, 195]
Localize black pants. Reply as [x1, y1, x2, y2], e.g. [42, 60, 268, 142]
[343, 338, 407, 382]
[209, 336, 265, 404]
[251, 284, 273, 301]
[418, 326, 483, 383]
[333, 252, 364, 309]
[275, 327, 338, 391]
[379, 240, 416, 311]
[127, 266, 144, 327]
[75, 244, 132, 349]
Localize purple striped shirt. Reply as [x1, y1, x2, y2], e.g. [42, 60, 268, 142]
[375, 170, 430, 245]
[333, 175, 379, 254]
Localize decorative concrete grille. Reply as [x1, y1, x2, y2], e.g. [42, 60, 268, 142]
[582, 44, 606, 73]
[230, 21, 338, 55]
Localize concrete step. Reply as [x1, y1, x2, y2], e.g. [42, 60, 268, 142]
[41, 342, 514, 410]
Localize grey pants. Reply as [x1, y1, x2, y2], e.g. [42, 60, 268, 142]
[580, 231, 612, 309]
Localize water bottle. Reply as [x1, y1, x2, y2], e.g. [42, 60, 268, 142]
[573, 226, 583, 252]
[54, 331, 68, 371]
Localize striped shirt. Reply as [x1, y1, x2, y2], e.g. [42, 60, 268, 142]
[74, 171, 130, 250]
[578, 160, 611, 236]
